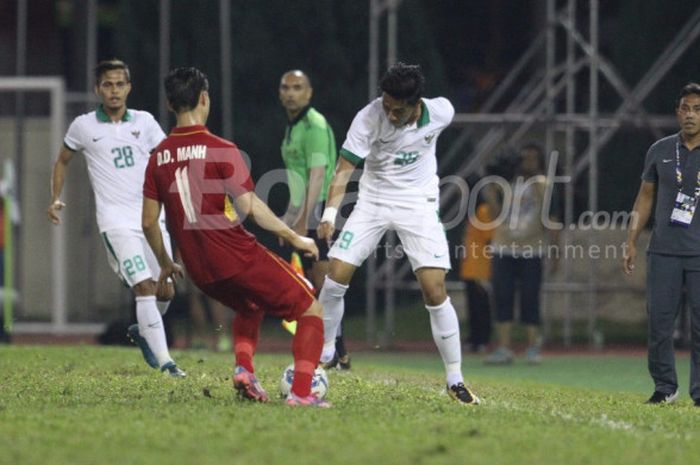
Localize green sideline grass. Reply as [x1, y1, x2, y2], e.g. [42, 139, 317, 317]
[1, 346, 699, 465]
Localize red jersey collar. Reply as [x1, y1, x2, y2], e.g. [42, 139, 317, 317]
[170, 125, 209, 135]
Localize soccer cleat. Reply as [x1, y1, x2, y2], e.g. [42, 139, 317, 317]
[694, 399, 700, 407]
[525, 346, 543, 364]
[337, 354, 351, 371]
[321, 353, 339, 370]
[126, 324, 159, 369]
[233, 366, 269, 402]
[447, 382, 481, 405]
[161, 361, 187, 378]
[285, 391, 331, 408]
[484, 347, 514, 365]
[645, 390, 678, 404]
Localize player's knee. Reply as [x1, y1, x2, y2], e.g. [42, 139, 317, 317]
[133, 280, 156, 296]
[328, 259, 354, 285]
[321, 275, 349, 299]
[301, 299, 323, 319]
[422, 284, 447, 307]
[156, 281, 175, 301]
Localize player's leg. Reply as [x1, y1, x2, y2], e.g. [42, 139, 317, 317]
[310, 256, 350, 369]
[520, 257, 543, 364]
[415, 270, 460, 376]
[319, 259, 356, 365]
[487, 255, 516, 364]
[396, 206, 479, 404]
[646, 253, 683, 403]
[144, 228, 175, 315]
[232, 302, 267, 402]
[319, 202, 389, 364]
[288, 299, 326, 404]
[415, 267, 479, 404]
[198, 280, 268, 402]
[221, 244, 328, 406]
[131, 279, 179, 371]
[102, 229, 183, 375]
[137, 229, 184, 375]
[394, 205, 461, 381]
[232, 303, 264, 373]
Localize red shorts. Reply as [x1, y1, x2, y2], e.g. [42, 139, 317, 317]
[200, 242, 315, 321]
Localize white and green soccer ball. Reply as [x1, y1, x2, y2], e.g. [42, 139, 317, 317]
[280, 364, 329, 399]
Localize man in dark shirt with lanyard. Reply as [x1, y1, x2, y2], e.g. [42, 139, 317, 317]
[624, 83, 700, 406]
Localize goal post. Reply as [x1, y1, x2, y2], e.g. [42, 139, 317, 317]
[0, 77, 67, 334]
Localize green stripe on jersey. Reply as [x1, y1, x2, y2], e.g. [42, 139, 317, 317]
[339, 148, 362, 165]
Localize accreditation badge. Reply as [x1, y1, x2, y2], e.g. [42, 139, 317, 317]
[670, 191, 697, 227]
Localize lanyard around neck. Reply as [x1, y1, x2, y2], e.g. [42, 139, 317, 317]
[675, 140, 700, 196]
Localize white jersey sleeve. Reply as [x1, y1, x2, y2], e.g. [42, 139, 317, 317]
[340, 103, 378, 164]
[430, 97, 455, 131]
[64, 118, 86, 152]
[143, 113, 166, 152]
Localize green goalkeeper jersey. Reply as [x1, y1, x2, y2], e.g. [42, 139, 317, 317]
[281, 106, 336, 208]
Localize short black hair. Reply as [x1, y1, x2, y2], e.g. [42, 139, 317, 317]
[676, 82, 700, 108]
[380, 62, 425, 106]
[164, 67, 209, 113]
[94, 59, 130, 84]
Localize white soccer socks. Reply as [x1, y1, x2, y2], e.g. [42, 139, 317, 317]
[318, 276, 349, 363]
[426, 297, 464, 387]
[136, 295, 173, 368]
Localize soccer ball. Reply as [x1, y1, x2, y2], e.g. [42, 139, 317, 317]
[279, 364, 329, 399]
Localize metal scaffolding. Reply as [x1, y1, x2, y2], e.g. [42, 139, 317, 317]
[364, 0, 700, 347]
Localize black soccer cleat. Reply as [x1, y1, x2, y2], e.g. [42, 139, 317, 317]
[337, 354, 351, 371]
[645, 390, 678, 404]
[447, 382, 481, 405]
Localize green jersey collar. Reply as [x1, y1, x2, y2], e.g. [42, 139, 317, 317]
[416, 100, 429, 128]
[287, 105, 311, 127]
[96, 105, 132, 123]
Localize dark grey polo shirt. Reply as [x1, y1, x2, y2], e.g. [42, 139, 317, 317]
[642, 133, 700, 255]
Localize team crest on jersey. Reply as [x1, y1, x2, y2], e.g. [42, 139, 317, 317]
[131, 130, 141, 139]
[424, 133, 435, 144]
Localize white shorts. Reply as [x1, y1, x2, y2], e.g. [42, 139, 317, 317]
[101, 228, 173, 287]
[328, 200, 451, 271]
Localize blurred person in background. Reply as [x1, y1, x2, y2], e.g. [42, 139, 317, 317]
[485, 143, 558, 365]
[47, 59, 184, 377]
[278, 70, 350, 369]
[624, 82, 700, 406]
[459, 175, 495, 353]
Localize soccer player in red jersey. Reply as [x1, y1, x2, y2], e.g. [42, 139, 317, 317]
[142, 67, 329, 407]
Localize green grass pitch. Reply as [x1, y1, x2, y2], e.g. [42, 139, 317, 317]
[1, 345, 699, 465]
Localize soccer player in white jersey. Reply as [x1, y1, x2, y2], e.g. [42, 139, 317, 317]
[47, 59, 185, 377]
[317, 63, 480, 404]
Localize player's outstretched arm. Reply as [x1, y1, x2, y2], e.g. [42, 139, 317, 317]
[47, 146, 74, 225]
[317, 157, 355, 241]
[623, 181, 654, 275]
[236, 192, 319, 260]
